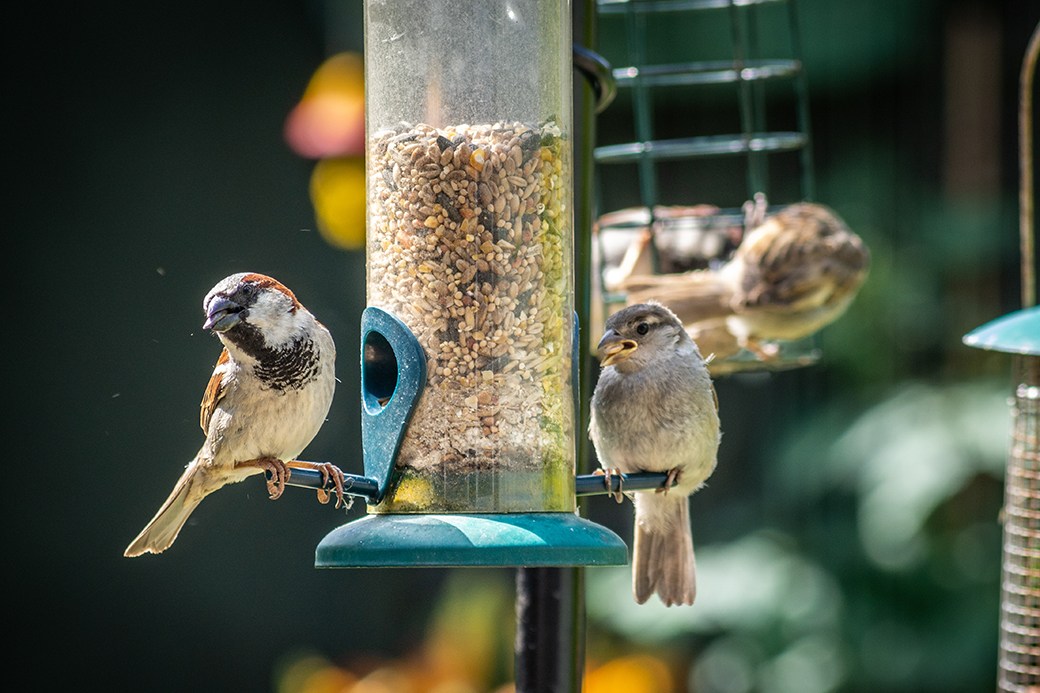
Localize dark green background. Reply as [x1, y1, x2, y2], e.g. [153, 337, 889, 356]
[8, 1, 1039, 691]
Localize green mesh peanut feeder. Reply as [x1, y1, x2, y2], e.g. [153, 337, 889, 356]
[315, 0, 627, 568]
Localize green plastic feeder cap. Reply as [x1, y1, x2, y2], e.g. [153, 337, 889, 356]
[963, 306, 1040, 355]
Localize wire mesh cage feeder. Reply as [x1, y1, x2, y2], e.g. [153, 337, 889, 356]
[962, 22, 1040, 693]
[591, 0, 826, 374]
[313, 0, 631, 568]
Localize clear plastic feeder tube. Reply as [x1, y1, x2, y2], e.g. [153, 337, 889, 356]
[364, 0, 574, 512]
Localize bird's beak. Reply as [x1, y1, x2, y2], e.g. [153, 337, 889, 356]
[597, 330, 638, 367]
[203, 297, 244, 332]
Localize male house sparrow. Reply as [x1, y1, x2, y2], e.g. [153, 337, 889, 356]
[589, 302, 722, 606]
[622, 198, 870, 363]
[124, 272, 343, 557]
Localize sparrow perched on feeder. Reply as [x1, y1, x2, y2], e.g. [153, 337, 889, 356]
[589, 302, 722, 606]
[621, 197, 870, 363]
[124, 272, 344, 557]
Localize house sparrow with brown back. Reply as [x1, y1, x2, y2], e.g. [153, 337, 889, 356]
[124, 272, 345, 557]
[589, 301, 722, 606]
[622, 197, 870, 362]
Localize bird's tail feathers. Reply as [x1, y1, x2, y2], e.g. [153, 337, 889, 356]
[123, 463, 205, 557]
[632, 498, 696, 606]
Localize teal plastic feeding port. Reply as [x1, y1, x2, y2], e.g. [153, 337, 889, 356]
[314, 307, 629, 568]
[963, 306, 1040, 355]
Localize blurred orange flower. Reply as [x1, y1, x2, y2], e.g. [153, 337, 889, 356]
[584, 654, 675, 693]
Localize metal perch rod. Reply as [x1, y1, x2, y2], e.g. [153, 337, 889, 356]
[574, 471, 670, 495]
[275, 464, 670, 502]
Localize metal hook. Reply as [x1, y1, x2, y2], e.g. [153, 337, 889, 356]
[573, 43, 617, 114]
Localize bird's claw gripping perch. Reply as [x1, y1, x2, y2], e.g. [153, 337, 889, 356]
[655, 467, 681, 495]
[594, 468, 626, 503]
[282, 460, 351, 510]
[313, 462, 348, 509]
[239, 457, 292, 500]
[266, 459, 291, 500]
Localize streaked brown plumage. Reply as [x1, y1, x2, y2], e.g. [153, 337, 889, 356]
[124, 273, 342, 557]
[621, 200, 870, 364]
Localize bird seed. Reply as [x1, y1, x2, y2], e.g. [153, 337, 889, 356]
[367, 120, 573, 511]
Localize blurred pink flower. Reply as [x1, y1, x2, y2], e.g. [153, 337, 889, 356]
[285, 52, 365, 158]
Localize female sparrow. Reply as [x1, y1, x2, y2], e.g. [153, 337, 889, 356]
[124, 272, 342, 557]
[589, 302, 722, 606]
[621, 199, 870, 362]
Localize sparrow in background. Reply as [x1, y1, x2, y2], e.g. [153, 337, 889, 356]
[589, 302, 722, 606]
[621, 196, 870, 363]
[125, 272, 344, 557]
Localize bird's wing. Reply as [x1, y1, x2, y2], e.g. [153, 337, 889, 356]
[738, 208, 869, 312]
[200, 348, 231, 434]
[622, 269, 736, 324]
[687, 319, 741, 363]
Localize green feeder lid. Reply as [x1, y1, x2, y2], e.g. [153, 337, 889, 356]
[315, 512, 629, 568]
[962, 306, 1040, 355]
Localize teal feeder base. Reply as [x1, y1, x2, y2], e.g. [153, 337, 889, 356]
[314, 512, 629, 568]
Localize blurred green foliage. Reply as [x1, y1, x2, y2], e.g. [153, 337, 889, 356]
[580, 1, 1034, 691]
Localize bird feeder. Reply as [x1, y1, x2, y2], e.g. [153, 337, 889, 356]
[963, 21, 1040, 693]
[315, 0, 628, 567]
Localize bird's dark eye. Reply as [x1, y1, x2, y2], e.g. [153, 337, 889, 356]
[636, 322, 650, 335]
